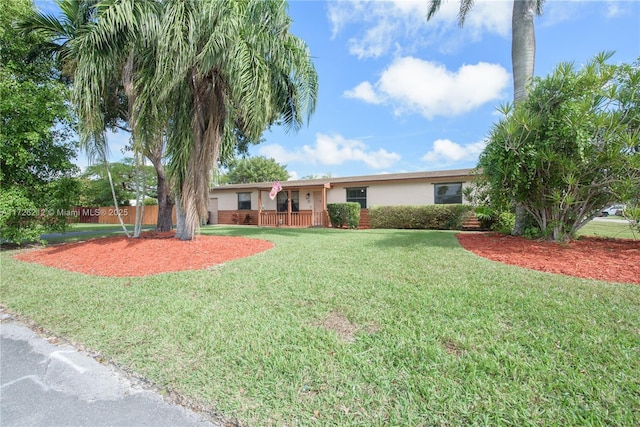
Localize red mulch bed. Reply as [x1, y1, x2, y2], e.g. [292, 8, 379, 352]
[457, 232, 640, 285]
[14, 231, 274, 277]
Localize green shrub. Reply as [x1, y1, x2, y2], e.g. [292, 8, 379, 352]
[474, 205, 496, 230]
[369, 205, 473, 230]
[327, 202, 361, 228]
[622, 204, 640, 234]
[494, 211, 516, 234]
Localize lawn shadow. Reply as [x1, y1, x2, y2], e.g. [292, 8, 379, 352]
[371, 229, 468, 250]
[201, 225, 335, 238]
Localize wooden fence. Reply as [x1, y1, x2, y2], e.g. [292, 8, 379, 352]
[72, 206, 176, 225]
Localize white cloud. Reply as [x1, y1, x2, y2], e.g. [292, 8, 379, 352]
[258, 133, 401, 170]
[257, 143, 300, 165]
[328, 0, 511, 58]
[539, 1, 629, 28]
[605, 0, 627, 18]
[343, 81, 382, 104]
[345, 57, 510, 119]
[422, 138, 487, 165]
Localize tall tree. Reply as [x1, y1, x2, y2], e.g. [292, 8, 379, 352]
[22, 0, 175, 233]
[79, 160, 158, 206]
[19, 0, 136, 235]
[477, 53, 640, 242]
[0, 0, 79, 243]
[133, 0, 318, 240]
[427, 0, 545, 234]
[225, 156, 290, 184]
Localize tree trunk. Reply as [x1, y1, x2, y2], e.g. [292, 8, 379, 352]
[156, 171, 174, 232]
[177, 71, 225, 240]
[105, 157, 130, 238]
[512, 202, 527, 236]
[511, 0, 536, 235]
[175, 203, 187, 240]
[511, 0, 536, 104]
[149, 154, 174, 232]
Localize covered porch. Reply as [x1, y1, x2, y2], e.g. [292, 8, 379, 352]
[257, 183, 330, 227]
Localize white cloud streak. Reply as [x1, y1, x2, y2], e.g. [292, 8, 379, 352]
[421, 138, 487, 165]
[328, 0, 512, 59]
[259, 133, 401, 170]
[343, 81, 382, 104]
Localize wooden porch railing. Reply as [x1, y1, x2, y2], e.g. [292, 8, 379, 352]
[259, 211, 327, 227]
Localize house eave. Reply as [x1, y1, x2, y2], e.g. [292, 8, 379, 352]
[210, 168, 477, 192]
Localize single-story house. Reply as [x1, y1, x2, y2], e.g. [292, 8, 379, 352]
[208, 168, 476, 228]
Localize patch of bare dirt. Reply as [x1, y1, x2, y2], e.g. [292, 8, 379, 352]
[315, 312, 378, 343]
[457, 232, 640, 285]
[13, 231, 274, 277]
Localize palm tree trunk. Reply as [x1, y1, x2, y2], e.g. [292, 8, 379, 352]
[155, 168, 174, 232]
[511, 0, 536, 104]
[105, 158, 130, 238]
[175, 202, 186, 239]
[133, 152, 145, 238]
[511, 0, 537, 235]
[176, 72, 224, 241]
[147, 138, 174, 232]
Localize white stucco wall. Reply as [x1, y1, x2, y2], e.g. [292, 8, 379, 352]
[328, 181, 471, 207]
[212, 190, 286, 211]
[211, 179, 472, 211]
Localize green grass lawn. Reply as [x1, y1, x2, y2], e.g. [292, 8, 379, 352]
[2, 227, 639, 426]
[37, 223, 156, 244]
[578, 219, 638, 240]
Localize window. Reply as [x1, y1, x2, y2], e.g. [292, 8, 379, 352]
[238, 192, 252, 210]
[434, 183, 463, 204]
[346, 187, 367, 209]
[277, 191, 299, 212]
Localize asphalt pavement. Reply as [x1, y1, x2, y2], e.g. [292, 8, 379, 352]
[0, 309, 219, 427]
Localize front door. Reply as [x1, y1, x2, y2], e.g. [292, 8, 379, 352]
[207, 198, 218, 225]
[312, 191, 325, 226]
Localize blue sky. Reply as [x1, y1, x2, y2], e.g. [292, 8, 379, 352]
[43, 0, 639, 179]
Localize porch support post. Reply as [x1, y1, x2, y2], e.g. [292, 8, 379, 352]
[323, 184, 329, 227]
[287, 189, 292, 226]
[258, 189, 262, 227]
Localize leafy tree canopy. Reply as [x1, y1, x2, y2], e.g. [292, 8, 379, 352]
[475, 52, 640, 242]
[225, 156, 290, 184]
[0, 0, 79, 243]
[79, 159, 158, 206]
[301, 173, 333, 180]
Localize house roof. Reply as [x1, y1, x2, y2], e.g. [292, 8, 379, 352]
[210, 168, 477, 191]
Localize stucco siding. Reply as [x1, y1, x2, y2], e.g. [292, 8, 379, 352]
[214, 190, 282, 211]
[327, 181, 471, 207]
[216, 192, 241, 211]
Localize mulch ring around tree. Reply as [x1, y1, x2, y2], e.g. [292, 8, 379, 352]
[457, 232, 640, 285]
[13, 231, 274, 277]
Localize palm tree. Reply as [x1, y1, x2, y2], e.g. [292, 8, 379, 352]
[133, 0, 318, 240]
[427, 0, 545, 234]
[19, 0, 135, 236]
[23, 0, 176, 233]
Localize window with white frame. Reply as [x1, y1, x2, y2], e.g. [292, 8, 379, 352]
[237, 192, 252, 210]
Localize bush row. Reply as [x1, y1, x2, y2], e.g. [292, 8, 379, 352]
[369, 205, 473, 230]
[327, 203, 361, 228]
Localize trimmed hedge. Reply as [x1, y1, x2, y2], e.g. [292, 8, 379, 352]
[369, 205, 473, 230]
[327, 202, 361, 228]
